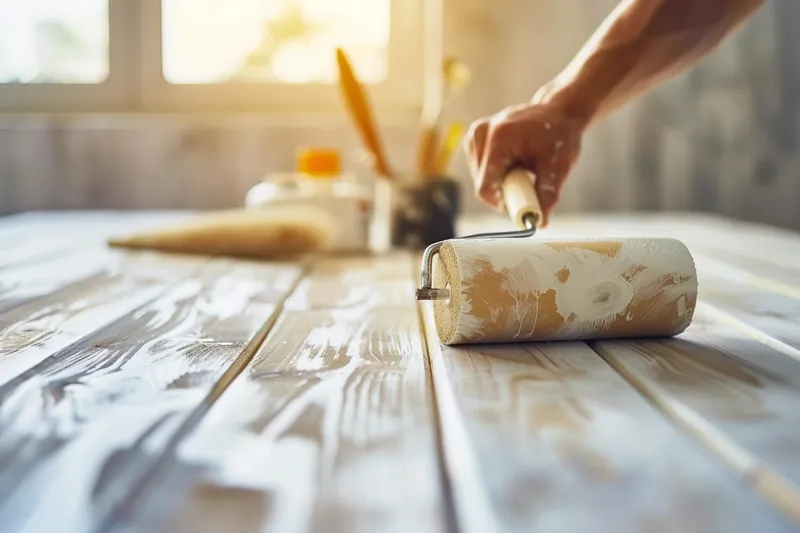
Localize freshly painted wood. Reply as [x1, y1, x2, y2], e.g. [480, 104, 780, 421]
[0, 237, 77, 271]
[418, 301, 798, 533]
[545, 213, 800, 282]
[0, 212, 191, 271]
[0, 258, 303, 532]
[692, 271, 800, 355]
[128, 254, 448, 533]
[0, 252, 207, 386]
[0, 248, 118, 314]
[4, 211, 800, 533]
[591, 306, 800, 524]
[283, 254, 421, 310]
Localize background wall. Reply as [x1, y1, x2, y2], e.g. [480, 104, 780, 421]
[2, 0, 799, 230]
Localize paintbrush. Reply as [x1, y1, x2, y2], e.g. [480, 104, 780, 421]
[434, 122, 464, 174]
[415, 56, 472, 175]
[107, 207, 333, 260]
[335, 48, 393, 179]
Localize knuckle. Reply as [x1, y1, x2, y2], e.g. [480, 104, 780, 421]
[489, 121, 514, 142]
[466, 119, 488, 141]
[475, 178, 492, 195]
[475, 181, 498, 203]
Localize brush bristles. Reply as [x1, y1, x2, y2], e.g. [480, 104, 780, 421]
[108, 208, 334, 260]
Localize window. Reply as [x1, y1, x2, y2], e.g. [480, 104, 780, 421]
[0, 0, 108, 83]
[0, 0, 429, 113]
[0, 0, 133, 110]
[161, 0, 389, 84]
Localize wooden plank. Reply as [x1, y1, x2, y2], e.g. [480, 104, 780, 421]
[0, 257, 303, 533]
[590, 216, 800, 282]
[0, 233, 80, 271]
[0, 213, 113, 269]
[695, 247, 800, 289]
[0, 248, 117, 314]
[0, 252, 207, 386]
[120, 254, 448, 533]
[690, 260, 800, 357]
[418, 302, 799, 533]
[591, 305, 800, 524]
[0, 211, 192, 270]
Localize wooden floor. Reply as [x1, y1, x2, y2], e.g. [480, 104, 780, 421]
[2, 211, 800, 533]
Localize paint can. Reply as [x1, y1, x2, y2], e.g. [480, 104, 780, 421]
[370, 174, 461, 253]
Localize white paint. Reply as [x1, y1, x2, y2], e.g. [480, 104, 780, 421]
[445, 237, 697, 343]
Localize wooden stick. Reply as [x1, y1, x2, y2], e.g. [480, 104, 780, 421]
[335, 48, 393, 178]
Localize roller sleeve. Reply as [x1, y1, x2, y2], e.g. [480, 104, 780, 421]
[431, 237, 698, 345]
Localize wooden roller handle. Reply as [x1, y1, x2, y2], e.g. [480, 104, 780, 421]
[501, 168, 543, 230]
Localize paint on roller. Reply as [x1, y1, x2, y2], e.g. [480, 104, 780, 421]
[432, 237, 698, 345]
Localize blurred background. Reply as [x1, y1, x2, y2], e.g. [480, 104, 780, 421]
[0, 0, 798, 230]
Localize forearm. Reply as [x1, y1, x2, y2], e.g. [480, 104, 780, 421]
[536, 0, 764, 126]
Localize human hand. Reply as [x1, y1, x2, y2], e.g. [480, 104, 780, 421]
[462, 96, 587, 227]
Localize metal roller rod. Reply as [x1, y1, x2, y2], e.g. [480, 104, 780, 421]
[415, 213, 538, 301]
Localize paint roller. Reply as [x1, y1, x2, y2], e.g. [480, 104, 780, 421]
[415, 169, 698, 345]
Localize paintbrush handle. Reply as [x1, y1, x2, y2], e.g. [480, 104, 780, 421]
[415, 125, 439, 174]
[336, 49, 393, 178]
[502, 168, 542, 230]
[434, 122, 464, 174]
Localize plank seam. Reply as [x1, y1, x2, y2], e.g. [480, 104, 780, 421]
[588, 341, 800, 526]
[415, 300, 465, 533]
[0, 270, 111, 317]
[695, 253, 800, 300]
[696, 300, 800, 365]
[416, 298, 503, 533]
[94, 260, 310, 533]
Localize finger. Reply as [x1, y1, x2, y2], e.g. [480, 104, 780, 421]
[530, 135, 580, 228]
[463, 120, 488, 179]
[475, 124, 514, 211]
[533, 164, 565, 228]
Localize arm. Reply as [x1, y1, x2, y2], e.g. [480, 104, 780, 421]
[465, 0, 765, 225]
[537, 0, 766, 126]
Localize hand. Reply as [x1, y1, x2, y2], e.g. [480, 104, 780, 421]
[462, 96, 587, 227]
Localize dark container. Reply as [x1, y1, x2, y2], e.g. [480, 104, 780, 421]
[371, 174, 461, 251]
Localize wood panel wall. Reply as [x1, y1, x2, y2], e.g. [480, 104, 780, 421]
[1, 1, 798, 230]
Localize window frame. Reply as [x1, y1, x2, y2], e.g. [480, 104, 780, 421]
[0, 0, 428, 114]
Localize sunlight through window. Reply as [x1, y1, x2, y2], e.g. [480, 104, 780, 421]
[162, 0, 391, 84]
[0, 0, 108, 84]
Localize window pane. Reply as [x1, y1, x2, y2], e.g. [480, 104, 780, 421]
[162, 0, 390, 84]
[0, 0, 108, 84]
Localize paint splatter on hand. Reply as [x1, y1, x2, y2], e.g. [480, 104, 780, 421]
[462, 99, 586, 227]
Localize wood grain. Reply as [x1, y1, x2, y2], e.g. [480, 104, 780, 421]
[0, 252, 208, 386]
[418, 301, 799, 533]
[693, 272, 800, 356]
[591, 306, 800, 524]
[0, 257, 303, 532]
[0, 248, 119, 314]
[3, 211, 800, 533]
[0, 212, 192, 271]
[0, 214, 93, 270]
[123, 254, 448, 533]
